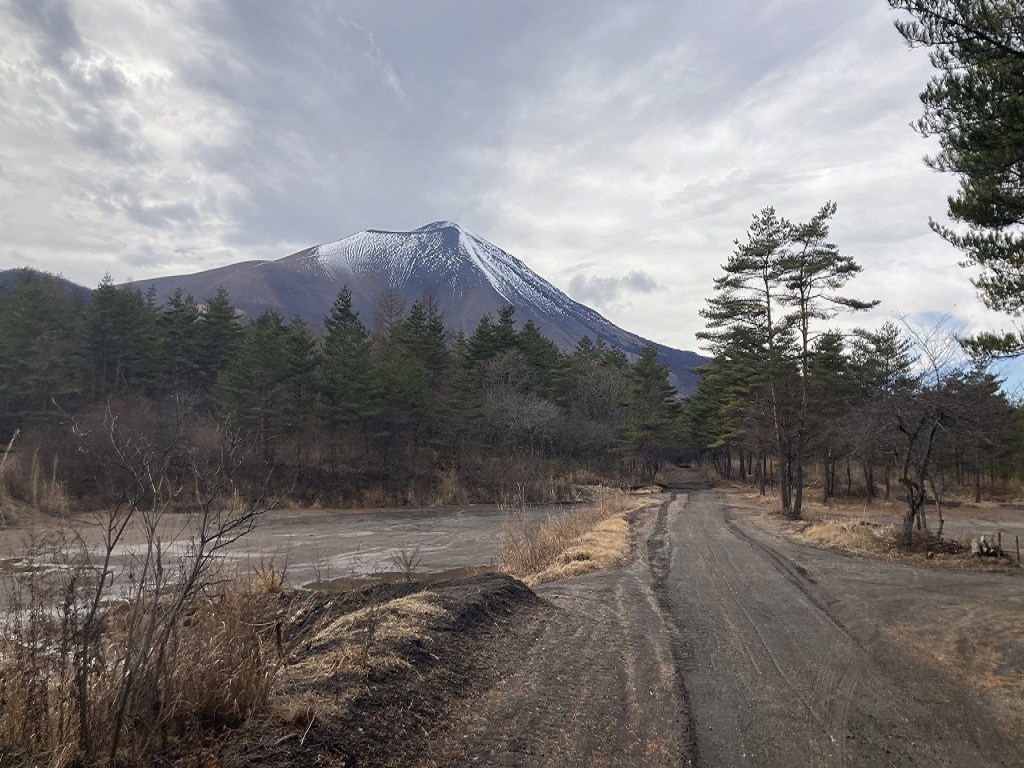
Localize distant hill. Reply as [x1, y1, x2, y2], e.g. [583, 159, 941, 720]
[137, 222, 707, 393]
[0, 268, 92, 301]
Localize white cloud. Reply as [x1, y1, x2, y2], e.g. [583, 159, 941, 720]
[567, 270, 659, 314]
[0, 0, 1006, 372]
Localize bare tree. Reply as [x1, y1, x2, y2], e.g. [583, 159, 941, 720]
[67, 394, 277, 760]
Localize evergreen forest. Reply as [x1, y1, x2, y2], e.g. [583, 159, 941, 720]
[0, 269, 681, 509]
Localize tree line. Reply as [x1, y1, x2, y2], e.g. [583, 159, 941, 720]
[680, 203, 1021, 544]
[685, 0, 1024, 542]
[0, 269, 680, 506]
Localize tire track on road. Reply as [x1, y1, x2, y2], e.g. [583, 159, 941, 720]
[655, 486, 1019, 767]
[426, 494, 693, 767]
[644, 491, 703, 768]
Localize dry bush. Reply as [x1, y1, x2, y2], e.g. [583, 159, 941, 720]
[0, 444, 18, 525]
[161, 580, 283, 731]
[0, 399, 282, 767]
[250, 554, 289, 593]
[389, 545, 423, 581]
[796, 519, 898, 555]
[0, 544, 285, 767]
[27, 451, 69, 516]
[794, 518, 1018, 571]
[425, 468, 470, 506]
[0, 434, 69, 521]
[496, 488, 647, 585]
[0, 532, 85, 762]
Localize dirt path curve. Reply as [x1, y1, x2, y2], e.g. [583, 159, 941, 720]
[427, 486, 1021, 767]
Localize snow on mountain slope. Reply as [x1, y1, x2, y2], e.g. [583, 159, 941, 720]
[138, 221, 706, 393]
[312, 221, 547, 305]
[307, 221, 616, 333]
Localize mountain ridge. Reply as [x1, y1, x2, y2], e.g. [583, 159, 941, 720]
[6, 223, 708, 393]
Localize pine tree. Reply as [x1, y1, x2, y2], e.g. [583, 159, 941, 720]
[0, 270, 87, 431]
[320, 288, 376, 437]
[516, 321, 560, 394]
[890, 0, 1024, 354]
[282, 316, 320, 436]
[196, 287, 241, 391]
[699, 207, 800, 515]
[620, 344, 677, 483]
[84, 276, 161, 401]
[218, 311, 290, 461]
[778, 201, 877, 516]
[158, 288, 203, 393]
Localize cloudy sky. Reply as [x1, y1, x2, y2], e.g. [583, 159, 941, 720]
[1, 0, 1016, 376]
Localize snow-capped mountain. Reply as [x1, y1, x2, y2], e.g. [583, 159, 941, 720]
[139, 221, 706, 393]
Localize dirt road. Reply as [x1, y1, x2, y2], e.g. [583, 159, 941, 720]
[427, 485, 1023, 767]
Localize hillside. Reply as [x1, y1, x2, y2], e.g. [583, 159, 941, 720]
[137, 221, 706, 392]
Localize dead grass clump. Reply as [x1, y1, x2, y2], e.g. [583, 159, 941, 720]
[28, 451, 69, 517]
[796, 519, 898, 555]
[429, 468, 471, 506]
[0, 431, 18, 524]
[163, 580, 284, 730]
[296, 593, 448, 678]
[794, 518, 1019, 570]
[528, 515, 631, 585]
[496, 488, 648, 585]
[0, 444, 70, 521]
[0, 542, 286, 766]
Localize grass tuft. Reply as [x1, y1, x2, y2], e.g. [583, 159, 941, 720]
[496, 488, 648, 585]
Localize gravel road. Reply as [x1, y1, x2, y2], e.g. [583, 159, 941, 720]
[428, 484, 1023, 767]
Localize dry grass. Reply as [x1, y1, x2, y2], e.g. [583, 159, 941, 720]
[795, 519, 900, 555]
[160, 580, 283, 729]
[289, 593, 449, 681]
[496, 488, 649, 586]
[879, 609, 1024, 731]
[0, 549, 286, 767]
[0, 445, 70, 523]
[792, 517, 1020, 570]
[715, 479, 1022, 570]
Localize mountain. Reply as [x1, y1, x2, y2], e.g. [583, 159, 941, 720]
[136, 221, 707, 393]
[0, 267, 93, 301]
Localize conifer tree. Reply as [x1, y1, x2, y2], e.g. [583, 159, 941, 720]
[0, 270, 87, 431]
[320, 288, 376, 437]
[621, 343, 677, 483]
[890, 0, 1024, 355]
[516, 320, 560, 394]
[85, 277, 161, 401]
[282, 317, 320, 435]
[218, 311, 290, 461]
[196, 287, 241, 391]
[779, 201, 877, 516]
[158, 288, 203, 393]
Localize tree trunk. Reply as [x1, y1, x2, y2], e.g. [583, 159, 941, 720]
[778, 447, 794, 517]
[884, 457, 891, 501]
[794, 462, 804, 518]
[822, 455, 832, 504]
[974, 449, 982, 503]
